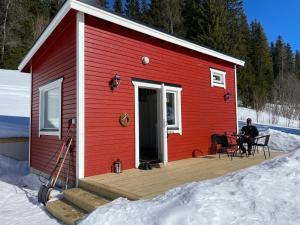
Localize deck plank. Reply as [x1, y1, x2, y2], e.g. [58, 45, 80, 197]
[81, 152, 284, 200]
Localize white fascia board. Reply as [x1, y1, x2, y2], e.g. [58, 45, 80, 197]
[70, 0, 245, 66]
[18, 1, 71, 71]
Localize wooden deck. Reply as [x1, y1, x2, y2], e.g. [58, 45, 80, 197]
[82, 152, 284, 200]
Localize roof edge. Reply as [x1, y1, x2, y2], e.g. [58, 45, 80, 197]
[71, 0, 244, 66]
[18, 0, 244, 71]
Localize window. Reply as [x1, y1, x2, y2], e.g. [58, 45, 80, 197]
[210, 68, 226, 88]
[39, 78, 63, 138]
[166, 87, 182, 134]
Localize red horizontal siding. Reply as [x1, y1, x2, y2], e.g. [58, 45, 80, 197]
[84, 16, 237, 177]
[30, 11, 77, 184]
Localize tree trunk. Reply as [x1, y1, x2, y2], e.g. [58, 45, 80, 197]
[1, 0, 11, 64]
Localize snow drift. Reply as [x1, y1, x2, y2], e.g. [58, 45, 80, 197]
[0, 155, 59, 225]
[80, 149, 300, 225]
[263, 129, 300, 152]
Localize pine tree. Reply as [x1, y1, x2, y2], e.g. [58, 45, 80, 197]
[284, 43, 294, 75]
[272, 36, 284, 80]
[147, 0, 163, 28]
[140, 0, 149, 23]
[248, 20, 273, 108]
[97, 0, 108, 8]
[295, 51, 300, 80]
[113, 0, 122, 14]
[125, 0, 141, 19]
[236, 14, 256, 107]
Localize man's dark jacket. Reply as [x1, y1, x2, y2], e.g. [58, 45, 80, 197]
[241, 125, 259, 138]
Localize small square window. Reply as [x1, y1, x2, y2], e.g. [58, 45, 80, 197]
[39, 78, 63, 138]
[210, 68, 226, 88]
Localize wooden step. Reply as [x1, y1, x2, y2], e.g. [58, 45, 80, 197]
[79, 179, 141, 201]
[46, 199, 86, 225]
[63, 188, 109, 213]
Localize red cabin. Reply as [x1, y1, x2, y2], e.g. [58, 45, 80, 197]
[19, 0, 244, 184]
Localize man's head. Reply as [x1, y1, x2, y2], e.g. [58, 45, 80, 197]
[246, 118, 252, 126]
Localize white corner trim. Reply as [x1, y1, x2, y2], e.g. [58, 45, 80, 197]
[38, 78, 63, 139]
[76, 11, 85, 181]
[210, 68, 226, 89]
[18, 0, 244, 71]
[29, 66, 32, 168]
[133, 83, 139, 168]
[234, 65, 239, 132]
[18, 1, 71, 71]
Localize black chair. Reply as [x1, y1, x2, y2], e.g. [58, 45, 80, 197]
[212, 134, 238, 160]
[253, 135, 270, 159]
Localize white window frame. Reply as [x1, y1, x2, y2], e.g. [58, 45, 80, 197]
[166, 86, 182, 135]
[210, 68, 226, 88]
[39, 78, 63, 138]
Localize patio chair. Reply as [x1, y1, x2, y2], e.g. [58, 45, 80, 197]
[253, 135, 271, 159]
[213, 134, 238, 160]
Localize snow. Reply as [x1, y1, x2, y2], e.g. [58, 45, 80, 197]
[0, 69, 30, 138]
[81, 131, 300, 225]
[238, 106, 300, 128]
[263, 129, 300, 152]
[1, 102, 300, 225]
[0, 69, 30, 117]
[0, 155, 60, 225]
[81, 149, 300, 225]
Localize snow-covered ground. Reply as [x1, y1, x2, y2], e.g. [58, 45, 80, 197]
[263, 129, 300, 152]
[0, 155, 59, 225]
[238, 106, 300, 128]
[81, 149, 300, 225]
[0, 128, 299, 225]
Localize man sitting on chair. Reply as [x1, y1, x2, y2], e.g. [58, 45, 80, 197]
[238, 118, 259, 155]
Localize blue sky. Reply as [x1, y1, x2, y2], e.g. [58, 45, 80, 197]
[243, 0, 299, 51]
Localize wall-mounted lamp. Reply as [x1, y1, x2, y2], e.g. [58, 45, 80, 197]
[111, 74, 121, 91]
[142, 56, 150, 65]
[224, 92, 232, 101]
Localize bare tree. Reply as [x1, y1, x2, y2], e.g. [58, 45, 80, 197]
[161, 0, 182, 34]
[1, 0, 11, 64]
[271, 73, 300, 127]
[33, 15, 49, 40]
[252, 88, 266, 123]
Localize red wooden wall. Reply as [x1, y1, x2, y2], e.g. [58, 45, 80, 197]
[84, 15, 237, 177]
[30, 11, 77, 183]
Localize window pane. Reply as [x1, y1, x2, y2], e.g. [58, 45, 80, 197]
[166, 92, 175, 125]
[44, 88, 59, 129]
[213, 73, 223, 84]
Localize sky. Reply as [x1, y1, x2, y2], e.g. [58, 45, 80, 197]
[244, 0, 300, 51]
[0, 70, 30, 117]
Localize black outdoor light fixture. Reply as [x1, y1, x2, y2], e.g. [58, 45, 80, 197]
[111, 74, 121, 91]
[224, 92, 232, 101]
